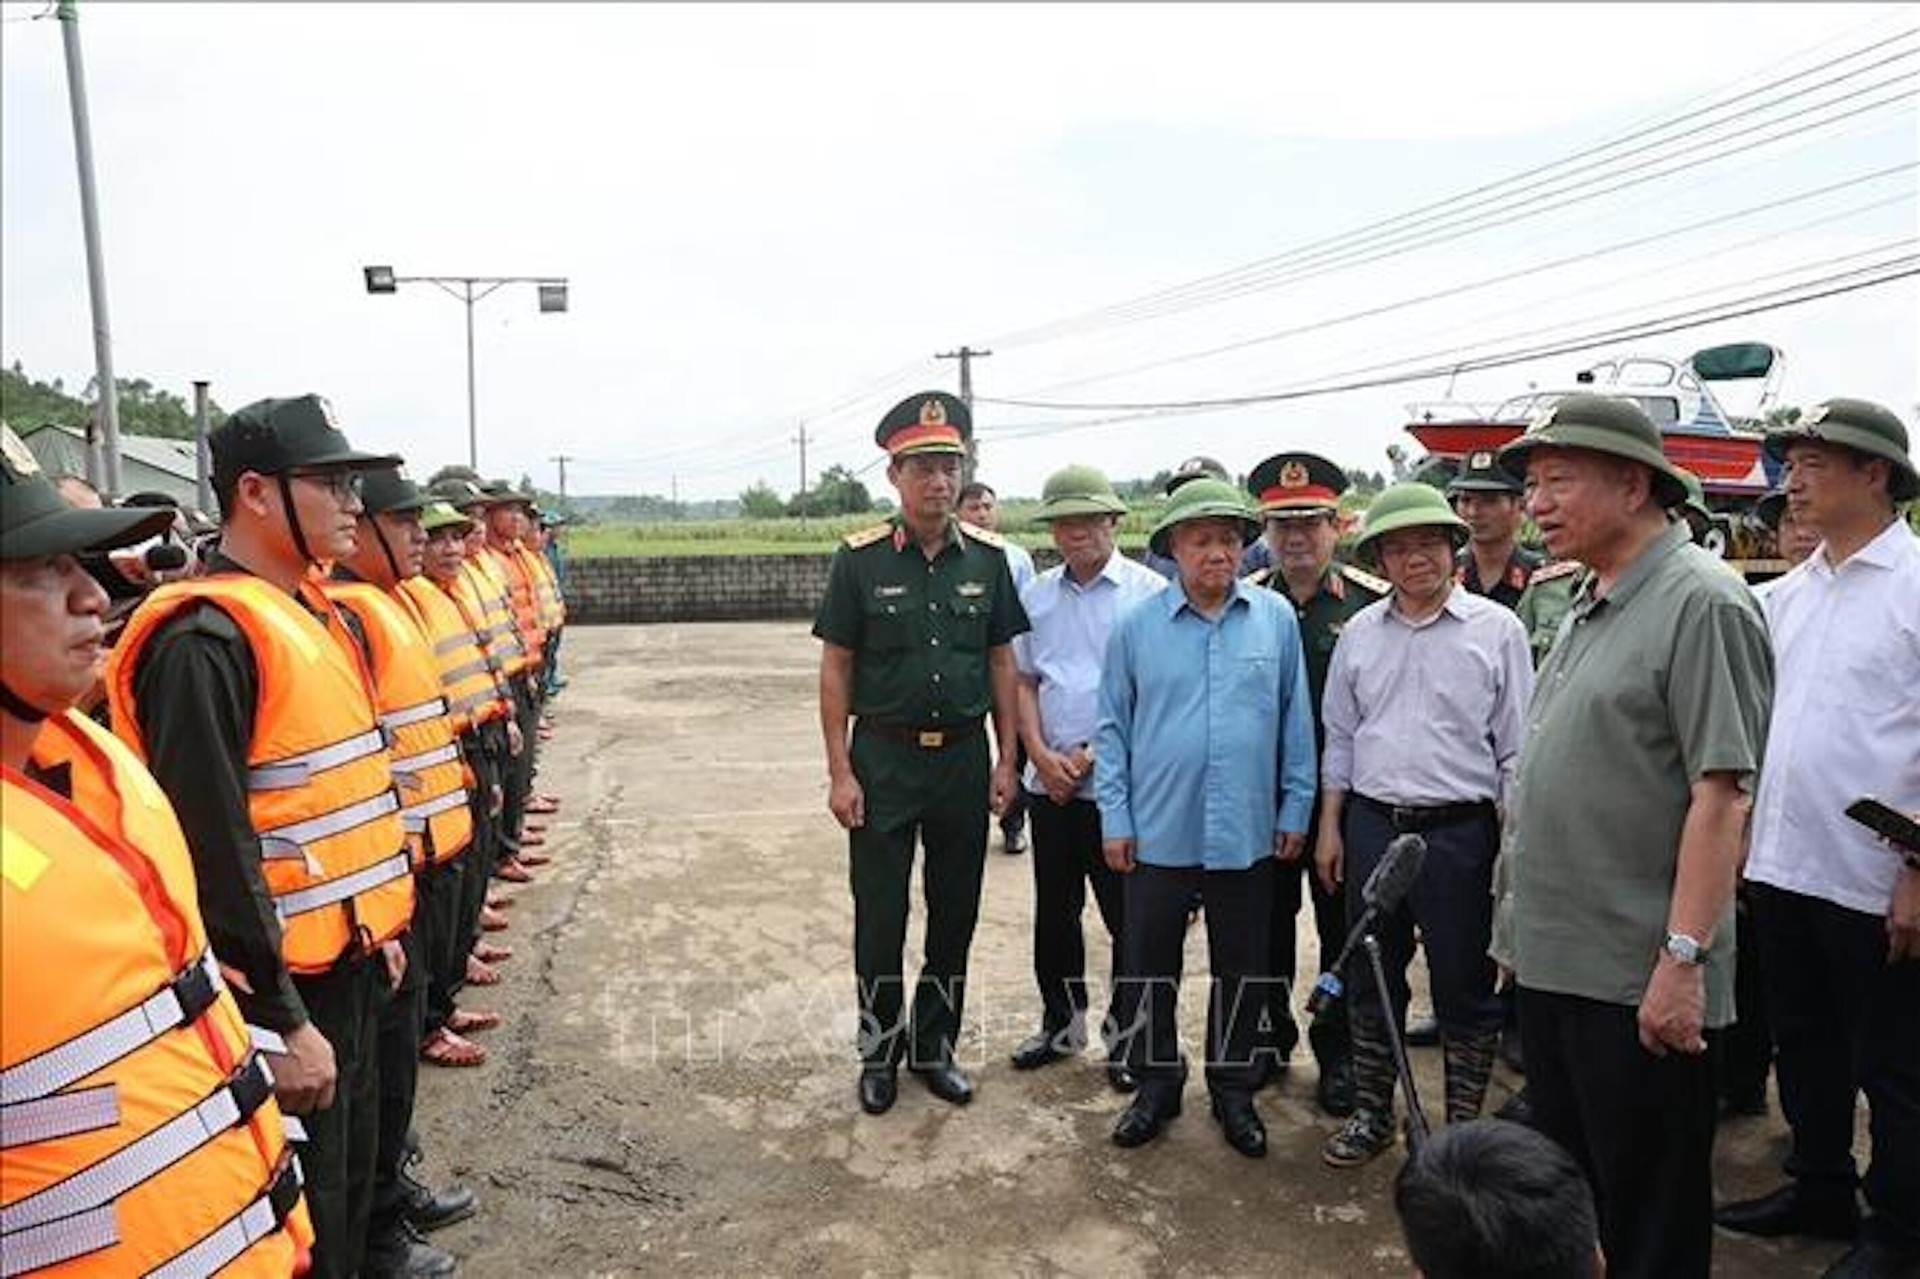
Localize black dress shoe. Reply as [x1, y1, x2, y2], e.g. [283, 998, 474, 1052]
[1010, 1027, 1082, 1070]
[1211, 1095, 1268, 1159]
[364, 1220, 458, 1279]
[1821, 1235, 1920, 1279]
[400, 1166, 478, 1232]
[858, 1066, 898, 1115]
[1316, 1056, 1356, 1118]
[1112, 1093, 1180, 1148]
[1406, 1015, 1440, 1048]
[1714, 1184, 1859, 1241]
[911, 1061, 973, 1106]
[1106, 1060, 1139, 1093]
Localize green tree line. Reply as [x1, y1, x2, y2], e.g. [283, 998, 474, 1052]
[0, 362, 227, 439]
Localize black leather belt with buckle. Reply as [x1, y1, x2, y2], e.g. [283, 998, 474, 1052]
[1353, 793, 1495, 832]
[859, 718, 985, 750]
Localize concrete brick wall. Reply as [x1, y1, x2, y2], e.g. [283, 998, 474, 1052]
[564, 548, 1092, 624]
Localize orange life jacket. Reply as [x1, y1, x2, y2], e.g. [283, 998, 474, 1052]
[106, 573, 414, 973]
[396, 576, 509, 733]
[323, 580, 473, 870]
[523, 544, 564, 632]
[459, 556, 528, 680]
[2, 711, 314, 1277]
[491, 544, 545, 667]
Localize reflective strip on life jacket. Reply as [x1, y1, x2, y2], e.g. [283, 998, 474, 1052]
[392, 742, 460, 776]
[257, 791, 402, 863]
[381, 697, 447, 733]
[401, 789, 470, 833]
[273, 850, 411, 920]
[141, 1157, 304, 1279]
[1, 1053, 273, 1241]
[246, 726, 389, 792]
[0, 952, 221, 1107]
[0, 1085, 119, 1150]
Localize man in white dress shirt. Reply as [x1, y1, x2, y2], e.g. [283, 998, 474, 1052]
[1716, 398, 1920, 1278]
[960, 480, 1037, 856]
[1007, 466, 1164, 1090]
[1314, 483, 1533, 1169]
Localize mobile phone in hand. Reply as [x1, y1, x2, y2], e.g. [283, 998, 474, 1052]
[1844, 796, 1920, 857]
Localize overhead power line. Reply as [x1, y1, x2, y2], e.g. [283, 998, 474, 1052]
[981, 27, 1919, 349]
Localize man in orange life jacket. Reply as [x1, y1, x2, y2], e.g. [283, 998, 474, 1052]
[326, 467, 484, 1277]
[106, 395, 415, 1279]
[476, 482, 560, 847]
[2, 425, 316, 1277]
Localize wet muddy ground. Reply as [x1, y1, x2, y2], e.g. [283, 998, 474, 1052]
[417, 621, 1858, 1277]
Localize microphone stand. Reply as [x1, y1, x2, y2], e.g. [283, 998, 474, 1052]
[1361, 934, 1431, 1153]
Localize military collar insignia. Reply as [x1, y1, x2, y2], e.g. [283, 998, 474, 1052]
[1279, 460, 1310, 490]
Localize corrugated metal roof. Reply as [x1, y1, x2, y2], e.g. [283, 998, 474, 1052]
[17, 423, 205, 507]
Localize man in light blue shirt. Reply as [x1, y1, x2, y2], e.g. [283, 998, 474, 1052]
[1010, 466, 1165, 1090]
[1096, 479, 1316, 1158]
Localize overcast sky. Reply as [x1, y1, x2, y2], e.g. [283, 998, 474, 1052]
[3, 2, 1915, 500]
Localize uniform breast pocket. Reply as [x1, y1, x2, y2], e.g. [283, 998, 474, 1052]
[1232, 649, 1282, 705]
[864, 600, 912, 651]
[950, 598, 989, 650]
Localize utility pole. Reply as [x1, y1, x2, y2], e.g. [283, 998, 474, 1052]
[935, 345, 991, 481]
[193, 381, 212, 514]
[550, 453, 573, 500]
[792, 422, 810, 507]
[58, 0, 121, 498]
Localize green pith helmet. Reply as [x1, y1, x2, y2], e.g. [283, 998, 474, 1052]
[1, 425, 173, 559]
[1764, 397, 1917, 503]
[1353, 481, 1471, 561]
[1164, 455, 1230, 495]
[1034, 464, 1127, 521]
[418, 501, 473, 535]
[1147, 477, 1260, 558]
[1497, 393, 1689, 507]
[1674, 469, 1713, 525]
[427, 477, 489, 512]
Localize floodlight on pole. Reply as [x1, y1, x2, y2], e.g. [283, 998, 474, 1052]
[361, 265, 569, 469]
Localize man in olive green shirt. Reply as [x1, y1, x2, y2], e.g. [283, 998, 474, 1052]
[813, 391, 1028, 1116]
[1497, 395, 1773, 1279]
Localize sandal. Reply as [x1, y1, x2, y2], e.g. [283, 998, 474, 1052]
[447, 1008, 502, 1035]
[494, 860, 533, 884]
[525, 796, 560, 815]
[419, 1026, 488, 1067]
[464, 955, 501, 986]
[479, 905, 510, 932]
[517, 851, 552, 868]
[518, 831, 547, 849]
[472, 941, 513, 963]
[485, 893, 515, 910]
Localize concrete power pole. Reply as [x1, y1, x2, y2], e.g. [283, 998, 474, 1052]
[935, 345, 991, 481]
[550, 453, 573, 500]
[58, 0, 122, 497]
[792, 421, 810, 508]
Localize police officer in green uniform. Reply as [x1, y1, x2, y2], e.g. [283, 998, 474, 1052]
[1243, 450, 1385, 1117]
[1448, 449, 1543, 609]
[813, 391, 1028, 1115]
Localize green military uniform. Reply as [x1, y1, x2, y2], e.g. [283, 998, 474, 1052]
[813, 393, 1028, 1073]
[1448, 448, 1544, 609]
[1252, 561, 1387, 713]
[1513, 559, 1585, 668]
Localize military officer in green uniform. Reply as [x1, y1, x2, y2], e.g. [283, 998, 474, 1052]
[813, 391, 1028, 1115]
[1514, 559, 1585, 667]
[1243, 450, 1385, 1117]
[1448, 449, 1543, 609]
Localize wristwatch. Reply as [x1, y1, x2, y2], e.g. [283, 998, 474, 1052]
[1663, 932, 1707, 966]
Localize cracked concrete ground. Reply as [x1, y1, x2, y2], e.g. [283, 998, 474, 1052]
[416, 621, 1863, 1277]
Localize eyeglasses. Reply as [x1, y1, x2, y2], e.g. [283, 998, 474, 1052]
[288, 470, 363, 502]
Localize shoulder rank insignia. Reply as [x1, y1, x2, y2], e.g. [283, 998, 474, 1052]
[1528, 559, 1583, 583]
[1339, 563, 1389, 595]
[958, 519, 1005, 549]
[843, 522, 893, 550]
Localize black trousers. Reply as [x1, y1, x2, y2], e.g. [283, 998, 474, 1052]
[457, 726, 506, 962]
[1120, 859, 1273, 1106]
[848, 733, 990, 1068]
[370, 926, 424, 1242]
[1342, 802, 1502, 1037]
[1519, 986, 1718, 1279]
[1718, 884, 1773, 1107]
[1264, 799, 1348, 1066]
[999, 743, 1029, 837]
[501, 676, 539, 854]
[1025, 794, 1127, 1051]
[419, 856, 465, 1034]
[1753, 882, 1920, 1246]
[292, 952, 386, 1279]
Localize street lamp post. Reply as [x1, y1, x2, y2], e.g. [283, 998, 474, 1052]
[362, 265, 568, 470]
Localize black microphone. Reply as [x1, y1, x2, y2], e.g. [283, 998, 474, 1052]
[143, 543, 189, 573]
[1307, 833, 1427, 1016]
